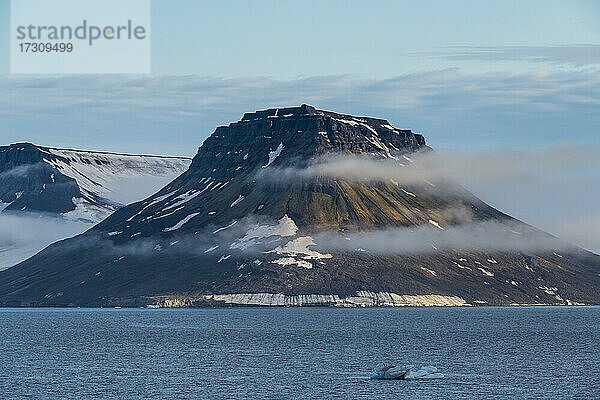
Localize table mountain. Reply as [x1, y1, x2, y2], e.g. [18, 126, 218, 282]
[0, 105, 598, 306]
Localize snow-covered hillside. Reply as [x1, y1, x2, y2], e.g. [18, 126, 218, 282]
[0, 143, 191, 270]
[41, 147, 192, 222]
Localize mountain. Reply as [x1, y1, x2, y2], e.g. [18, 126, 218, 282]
[0, 143, 192, 221]
[0, 143, 191, 269]
[0, 105, 598, 307]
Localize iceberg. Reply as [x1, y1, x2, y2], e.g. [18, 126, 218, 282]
[370, 365, 443, 380]
[370, 365, 411, 380]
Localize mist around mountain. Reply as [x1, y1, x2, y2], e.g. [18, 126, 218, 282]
[0, 143, 191, 270]
[0, 106, 598, 307]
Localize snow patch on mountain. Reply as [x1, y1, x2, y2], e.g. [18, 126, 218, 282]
[428, 219, 444, 230]
[41, 147, 190, 215]
[0, 202, 10, 212]
[230, 195, 245, 207]
[230, 215, 298, 250]
[213, 220, 238, 234]
[218, 254, 231, 263]
[63, 197, 113, 223]
[163, 212, 200, 232]
[334, 118, 378, 136]
[269, 236, 333, 269]
[127, 190, 178, 222]
[272, 257, 313, 269]
[204, 245, 219, 253]
[401, 188, 417, 198]
[162, 190, 202, 212]
[478, 267, 495, 277]
[262, 142, 284, 168]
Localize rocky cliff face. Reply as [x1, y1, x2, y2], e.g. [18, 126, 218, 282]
[0, 106, 598, 307]
[96, 104, 436, 236]
[0, 143, 192, 221]
[0, 143, 191, 270]
[0, 143, 81, 214]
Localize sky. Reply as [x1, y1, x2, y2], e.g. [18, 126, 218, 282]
[149, 0, 600, 77]
[0, 0, 599, 251]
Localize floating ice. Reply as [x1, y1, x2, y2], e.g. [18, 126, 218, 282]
[371, 365, 443, 380]
[371, 365, 409, 380]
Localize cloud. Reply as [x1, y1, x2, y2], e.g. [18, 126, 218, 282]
[545, 213, 600, 255]
[0, 213, 92, 270]
[0, 70, 599, 155]
[259, 144, 600, 188]
[0, 163, 46, 178]
[255, 146, 600, 252]
[56, 214, 568, 263]
[209, 216, 568, 255]
[313, 220, 566, 255]
[439, 45, 600, 67]
[0, 72, 598, 257]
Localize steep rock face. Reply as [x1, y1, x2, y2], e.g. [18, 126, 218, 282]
[0, 106, 598, 307]
[0, 143, 81, 214]
[97, 104, 483, 236]
[0, 142, 191, 270]
[0, 143, 192, 221]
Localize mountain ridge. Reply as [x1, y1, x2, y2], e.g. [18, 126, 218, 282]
[7, 142, 192, 159]
[0, 142, 191, 219]
[1, 106, 599, 307]
[0, 142, 191, 270]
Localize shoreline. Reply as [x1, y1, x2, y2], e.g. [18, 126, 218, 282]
[0, 291, 593, 309]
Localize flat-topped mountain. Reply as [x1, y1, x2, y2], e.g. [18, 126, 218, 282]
[0, 106, 598, 307]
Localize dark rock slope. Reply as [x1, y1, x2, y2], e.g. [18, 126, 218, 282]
[0, 143, 81, 214]
[0, 142, 192, 271]
[0, 105, 598, 307]
[0, 142, 191, 220]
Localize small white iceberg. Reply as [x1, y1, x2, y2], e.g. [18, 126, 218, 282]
[370, 365, 443, 380]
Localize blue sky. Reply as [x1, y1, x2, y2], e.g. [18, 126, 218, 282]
[149, 0, 600, 77]
[0, 0, 597, 152]
[0, 0, 7, 73]
[0, 0, 599, 250]
[1, 0, 599, 77]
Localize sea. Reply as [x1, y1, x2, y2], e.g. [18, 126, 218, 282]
[1, 306, 598, 399]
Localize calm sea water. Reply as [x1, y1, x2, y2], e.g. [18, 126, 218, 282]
[1, 307, 598, 399]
